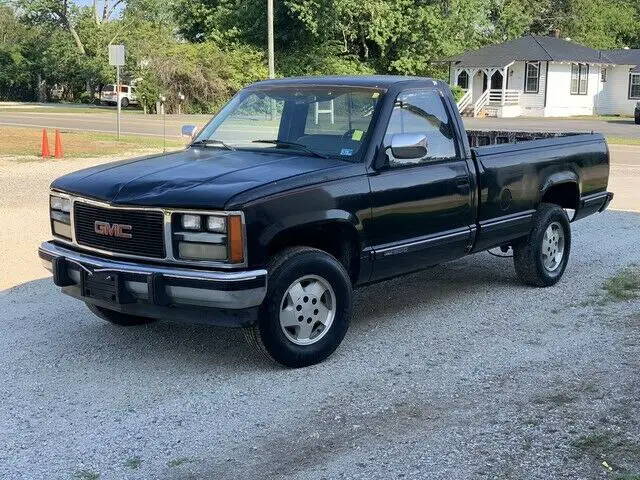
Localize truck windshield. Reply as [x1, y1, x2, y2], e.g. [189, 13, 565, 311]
[193, 86, 384, 160]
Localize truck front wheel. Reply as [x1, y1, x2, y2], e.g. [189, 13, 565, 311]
[86, 304, 158, 326]
[244, 247, 353, 368]
[513, 203, 571, 287]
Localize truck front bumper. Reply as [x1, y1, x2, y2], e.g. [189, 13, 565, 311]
[38, 241, 267, 327]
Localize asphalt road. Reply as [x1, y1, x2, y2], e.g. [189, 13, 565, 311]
[1, 109, 640, 139]
[0, 111, 212, 138]
[1, 212, 639, 479]
[463, 116, 640, 138]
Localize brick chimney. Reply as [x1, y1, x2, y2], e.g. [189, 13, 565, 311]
[550, 29, 560, 38]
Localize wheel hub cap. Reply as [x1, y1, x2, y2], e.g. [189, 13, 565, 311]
[279, 275, 336, 346]
[541, 221, 565, 272]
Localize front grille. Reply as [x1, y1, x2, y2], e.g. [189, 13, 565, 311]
[74, 202, 165, 258]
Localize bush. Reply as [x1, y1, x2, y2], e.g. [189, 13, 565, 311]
[449, 84, 466, 103]
[278, 44, 375, 77]
[138, 42, 268, 114]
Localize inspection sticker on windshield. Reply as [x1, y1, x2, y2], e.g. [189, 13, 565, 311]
[351, 130, 363, 141]
[340, 148, 353, 156]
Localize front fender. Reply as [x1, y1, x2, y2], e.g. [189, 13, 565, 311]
[259, 209, 363, 248]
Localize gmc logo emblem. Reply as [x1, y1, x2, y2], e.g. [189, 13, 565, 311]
[94, 221, 132, 239]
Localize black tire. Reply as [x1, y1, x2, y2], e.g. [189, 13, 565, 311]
[513, 203, 571, 287]
[120, 97, 129, 108]
[635, 116, 640, 125]
[244, 247, 353, 368]
[86, 304, 158, 326]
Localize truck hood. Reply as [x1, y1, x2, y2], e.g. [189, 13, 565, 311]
[51, 147, 347, 209]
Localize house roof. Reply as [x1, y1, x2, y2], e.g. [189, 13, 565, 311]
[444, 35, 611, 67]
[604, 49, 640, 66]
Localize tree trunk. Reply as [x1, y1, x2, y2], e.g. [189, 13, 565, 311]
[360, 31, 369, 59]
[102, 0, 110, 23]
[37, 73, 47, 102]
[65, 20, 86, 55]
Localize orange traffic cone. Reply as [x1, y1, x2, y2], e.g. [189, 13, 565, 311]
[41, 129, 51, 158]
[54, 129, 63, 158]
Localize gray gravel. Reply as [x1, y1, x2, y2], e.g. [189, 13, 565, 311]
[1, 211, 639, 480]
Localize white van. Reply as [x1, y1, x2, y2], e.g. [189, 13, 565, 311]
[100, 84, 138, 107]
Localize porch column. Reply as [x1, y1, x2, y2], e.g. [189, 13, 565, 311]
[501, 66, 507, 106]
[468, 68, 476, 100]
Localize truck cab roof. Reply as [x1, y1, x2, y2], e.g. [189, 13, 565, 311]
[248, 75, 443, 90]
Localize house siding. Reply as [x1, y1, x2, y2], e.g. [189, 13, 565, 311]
[509, 61, 547, 116]
[543, 62, 601, 117]
[597, 65, 638, 116]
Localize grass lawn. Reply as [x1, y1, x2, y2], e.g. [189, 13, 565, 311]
[605, 136, 640, 146]
[0, 104, 144, 114]
[0, 126, 184, 158]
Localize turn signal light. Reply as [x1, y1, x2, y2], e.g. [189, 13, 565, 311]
[228, 215, 244, 264]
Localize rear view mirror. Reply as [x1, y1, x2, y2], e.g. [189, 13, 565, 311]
[181, 124, 198, 140]
[390, 133, 428, 160]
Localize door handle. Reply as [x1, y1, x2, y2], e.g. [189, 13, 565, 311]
[455, 176, 470, 192]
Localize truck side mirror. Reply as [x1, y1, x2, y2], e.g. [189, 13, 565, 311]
[390, 133, 428, 160]
[181, 125, 198, 140]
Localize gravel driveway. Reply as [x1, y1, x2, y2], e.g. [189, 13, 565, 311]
[1, 210, 639, 479]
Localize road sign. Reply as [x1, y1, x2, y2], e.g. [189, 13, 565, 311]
[108, 45, 125, 66]
[108, 45, 125, 139]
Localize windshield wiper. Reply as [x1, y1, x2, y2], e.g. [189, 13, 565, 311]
[252, 139, 327, 158]
[191, 139, 235, 151]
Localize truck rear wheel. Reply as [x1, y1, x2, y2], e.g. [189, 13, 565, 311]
[244, 247, 353, 368]
[513, 203, 571, 287]
[86, 304, 158, 326]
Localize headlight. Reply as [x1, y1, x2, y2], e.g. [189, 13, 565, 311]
[50, 195, 71, 213]
[50, 193, 71, 240]
[181, 214, 201, 230]
[174, 213, 244, 264]
[206, 216, 226, 233]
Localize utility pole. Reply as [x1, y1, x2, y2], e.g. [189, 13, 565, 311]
[267, 0, 276, 120]
[267, 0, 275, 79]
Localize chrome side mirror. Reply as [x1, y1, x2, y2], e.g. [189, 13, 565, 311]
[390, 133, 428, 160]
[181, 124, 198, 140]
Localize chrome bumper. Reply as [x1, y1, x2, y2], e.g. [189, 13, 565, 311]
[38, 241, 267, 311]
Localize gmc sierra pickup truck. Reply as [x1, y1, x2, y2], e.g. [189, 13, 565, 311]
[40, 76, 613, 367]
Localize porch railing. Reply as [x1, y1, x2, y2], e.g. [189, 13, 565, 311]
[456, 89, 472, 113]
[473, 89, 490, 117]
[488, 89, 520, 105]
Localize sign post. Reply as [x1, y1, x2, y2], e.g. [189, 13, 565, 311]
[108, 45, 125, 140]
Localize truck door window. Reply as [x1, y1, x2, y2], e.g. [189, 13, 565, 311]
[383, 90, 456, 167]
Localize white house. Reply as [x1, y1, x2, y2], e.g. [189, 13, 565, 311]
[444, 34, 640, 118]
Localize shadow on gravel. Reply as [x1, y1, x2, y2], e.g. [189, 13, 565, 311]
[6, 252, 519, 373]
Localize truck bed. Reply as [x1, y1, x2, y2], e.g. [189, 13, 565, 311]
[466, 129, 584, 147]
[466, 131, 611, 252]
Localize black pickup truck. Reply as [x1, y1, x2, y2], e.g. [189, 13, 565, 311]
[40, 76, 613, 367]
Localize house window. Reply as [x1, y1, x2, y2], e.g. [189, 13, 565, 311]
[457, 71, 469, 90]
[601, 68, 607, 83]
[571, 63, 589, 95]
[524, 62, 540, 93]
[629, 73, 640, 99]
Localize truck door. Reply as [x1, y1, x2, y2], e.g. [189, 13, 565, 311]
[367, 89, 474, 281]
